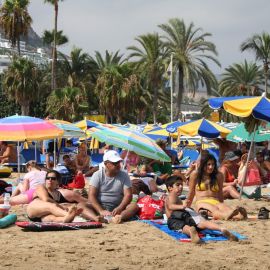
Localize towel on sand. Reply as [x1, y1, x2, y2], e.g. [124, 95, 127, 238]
[140, 219, 247, 242]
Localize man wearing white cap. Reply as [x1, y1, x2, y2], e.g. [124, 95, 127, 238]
[89, 150, 138, 223]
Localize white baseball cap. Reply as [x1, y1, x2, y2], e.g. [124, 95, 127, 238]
[103, 150, 123, 163]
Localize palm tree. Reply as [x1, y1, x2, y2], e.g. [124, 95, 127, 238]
[127, 33, 165, 124]
[219, 60, 264, 96]
[159, 18, 220, 119]
[2, 57, 42, 115]
[46, 86, 88, 121]
[240, 32, 270, 97]
[201, 61, 264, 123]
[0, 0, 32, 55]
[42, 29, 68, 48]
[44, 0, 65, 91]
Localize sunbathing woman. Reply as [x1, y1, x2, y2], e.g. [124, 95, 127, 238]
[186, 154, 247, 220]
[0, 161, 46, 205]
[26, 170, 103, 223]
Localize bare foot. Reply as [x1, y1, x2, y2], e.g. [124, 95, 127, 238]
[190, 226, 201, 244]
[94, 215, 106, 223]
[225, 208, 239, 220]
[63, 205, 82, 223]
[222, 229, 239, 242]
[111, 215, 122, 224]
[237, 206, 248, 220]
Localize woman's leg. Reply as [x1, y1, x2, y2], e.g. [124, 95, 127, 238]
[223, 186, 240, 199]
[41, 205, 81, 223]
[27, 199, 68, 219]
[9, 194, 29, 205]
[196, 202, 239, 220]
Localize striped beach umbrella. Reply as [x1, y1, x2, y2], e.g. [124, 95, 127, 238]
[0, 115, 64, 141]
[89, 126, 171, 162]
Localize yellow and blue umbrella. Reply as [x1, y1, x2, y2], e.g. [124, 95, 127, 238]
[209, 95, 270, 122]
[174, 118, 231, 138]
[89, 126, 170, 162]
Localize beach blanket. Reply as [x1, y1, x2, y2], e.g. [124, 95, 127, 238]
[140, 220, 247, 242]
[16, 221, 102, 231]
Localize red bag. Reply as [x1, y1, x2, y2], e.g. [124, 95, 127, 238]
[67, 174, 85, 189]
[137, 195, 164, 220]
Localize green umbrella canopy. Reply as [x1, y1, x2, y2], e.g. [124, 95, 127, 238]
[226, 123, 270, 143]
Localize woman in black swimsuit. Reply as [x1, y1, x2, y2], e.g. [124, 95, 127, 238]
[26, 170, 102, 223]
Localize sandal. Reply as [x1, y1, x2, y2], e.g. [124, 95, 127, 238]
[198, 208, 210, 220]
[258, 207, 270, 219]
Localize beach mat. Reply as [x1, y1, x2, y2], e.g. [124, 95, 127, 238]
[140, 220, 247, 242]
[16, 221, 102, 231]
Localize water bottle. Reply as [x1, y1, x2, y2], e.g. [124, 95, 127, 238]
[4, 193, 10, 206]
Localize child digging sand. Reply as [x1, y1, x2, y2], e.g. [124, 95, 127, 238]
[165, 175, 238, 244]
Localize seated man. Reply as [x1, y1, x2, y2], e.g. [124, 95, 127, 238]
[0, 141, 17, 164]
[89, 150, 138, 223]
[63, 154, 77, 175]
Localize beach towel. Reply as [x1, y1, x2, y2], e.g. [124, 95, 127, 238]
[140, 220, 247, 243]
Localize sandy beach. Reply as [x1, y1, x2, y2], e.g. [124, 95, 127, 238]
[1, 175, 270, 270]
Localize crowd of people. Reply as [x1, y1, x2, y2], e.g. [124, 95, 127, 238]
[1, 137, 269, 243]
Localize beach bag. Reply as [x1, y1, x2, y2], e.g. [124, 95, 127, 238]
[67, 174, 85, 189]
[238, 162, 261, 186]
[137, 195, 164, 220]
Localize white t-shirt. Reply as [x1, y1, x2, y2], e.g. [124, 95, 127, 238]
[23, 170, 47, 189]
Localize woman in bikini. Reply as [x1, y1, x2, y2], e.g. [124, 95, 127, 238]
[0, 161, 46, 205]
[186, 154, 247, 220]
[26, 170, 103, 223]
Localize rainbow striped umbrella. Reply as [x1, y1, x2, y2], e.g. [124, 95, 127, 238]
[89, 126, 170, 162]
[0, 115, 64, 141]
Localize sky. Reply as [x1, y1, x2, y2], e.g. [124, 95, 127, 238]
[28, 0, 270, 74]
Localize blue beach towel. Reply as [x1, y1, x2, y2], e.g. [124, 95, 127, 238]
[140, 220, 247, 243]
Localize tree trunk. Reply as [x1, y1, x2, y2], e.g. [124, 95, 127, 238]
[21, 101, 30, 116]
[264, 63, 269, 98]
[51, 0, 58, 91]
[17, 35, 21, 55]
[153, 85, 157, 124]
[175, 65, 184, 119]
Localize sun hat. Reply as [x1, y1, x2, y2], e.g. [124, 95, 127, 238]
[224, 151, 239, 161]
[103, 150, 123, 163]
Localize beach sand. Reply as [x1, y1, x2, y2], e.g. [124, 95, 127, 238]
[1, 175, 270, 270]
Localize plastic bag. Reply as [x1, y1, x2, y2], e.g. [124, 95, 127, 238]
[137, 195, 164, 220]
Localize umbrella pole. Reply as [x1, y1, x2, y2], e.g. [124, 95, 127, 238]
[17, 141, 20, 183]
[239, 124, 257, 200]
[123, 150, 129, 171]
[54, 139, 56, 168]
[34, 142, 37, 161]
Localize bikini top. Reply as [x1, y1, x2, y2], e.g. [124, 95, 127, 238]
[196, 182, 219, 192]
[224, 167, 235, 183]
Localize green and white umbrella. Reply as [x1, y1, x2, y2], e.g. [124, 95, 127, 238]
[226, 122, 270, 143]
[89, 126, 171, 162]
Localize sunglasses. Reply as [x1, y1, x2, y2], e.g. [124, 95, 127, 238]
[109, 161, 121, 166]
[46, 176, 57, 181]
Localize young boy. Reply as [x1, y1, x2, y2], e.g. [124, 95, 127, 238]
[165, 175, 238, 244]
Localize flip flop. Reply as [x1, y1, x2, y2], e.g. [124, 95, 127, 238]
[258, 207, 270, 219]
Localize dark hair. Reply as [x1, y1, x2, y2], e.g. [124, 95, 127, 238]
[165, 175, 183, 190]
[46, 170, 62, 183]
[63, 155, 70, 160]
[197, 154, 218, 189]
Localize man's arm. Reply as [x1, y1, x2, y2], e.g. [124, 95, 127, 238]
[111, 187, 132, 216]
[88, 185, 110, 216]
